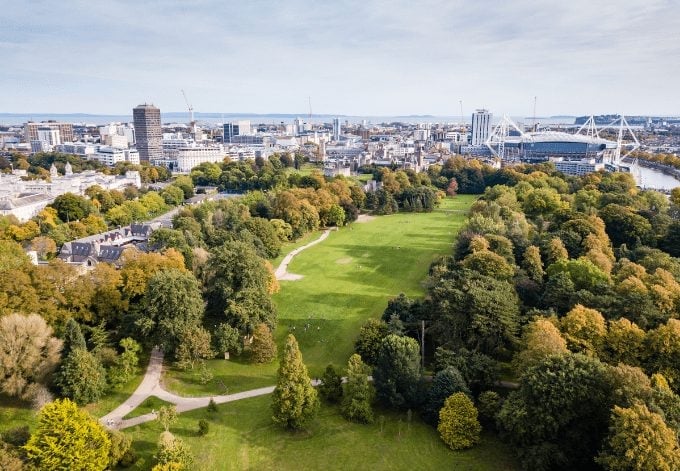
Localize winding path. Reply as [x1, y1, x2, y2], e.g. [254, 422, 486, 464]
[101, 232, 338, 430]
[99, 348, 322, 430]
[275, 228, 335, 281]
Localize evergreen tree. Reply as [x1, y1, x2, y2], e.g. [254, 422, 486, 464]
[342, 354, 374, 423]
[271, 334, 318, 430]
[373, 334, 422, 408]
[24, 398, 111, 470]
[422, 366, 470, 425]
[250, 323, 277, 363]
[56, 348, 107, 404]
[155, 431, 193, 469]
[319, 364, 343, 403]
[62, 318, 86, 358]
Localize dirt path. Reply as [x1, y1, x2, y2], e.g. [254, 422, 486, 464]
[274, 228, 335, 281]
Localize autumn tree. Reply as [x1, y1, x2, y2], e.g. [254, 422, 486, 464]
[604, 318, 646, 366]
[597, 403, 680, 471]
[24, 399, 111, 471]
[214, 323, 242, 360]
[341, 354, 374, 423]
[157, 405, 178, 432]
[437, 392, 481, 450]
[0, 313, 61, 399]
[271, 334, 319, 429]
[155, 431, 193, 469]
[514, 318, 568, 372]
[175, 327, 214, 370]
[522, 245, 544, 283]
[560, 304, 607, 356]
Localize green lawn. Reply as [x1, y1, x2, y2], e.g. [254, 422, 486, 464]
[123, 396, 174, 420]
[163, 196, 476, 395]
[0, 395, 38, 433]
[122, 394, 518, 471]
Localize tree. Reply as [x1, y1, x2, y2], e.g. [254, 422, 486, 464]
[646, 319, 680, 389]
[30, 236, 57, 260]
[24, 398, 111, 471]
[108, 429, 133, 469]
[0, 313, 61, 399]
[373, 334, 422, 408]
[354, 318, 389, 366]
[560, 305, 607, 356]
[50, 192, 94, 222]
[271, 334, 319, 430]
[604, 318, 645, 366]
[62, 317, 86, 359]
[437, 392, 481, 450]
[430, 270, 520, 356]
[446, 178, 458, 196]
[522, 245, 544, 283]
[477, 390, 502, 427]
[342, 354, 374, 423]
[157, 406, 178, 432]
[319, 364, 343, 403]
[597, 403, 680, 471]
[56, 348, 108, 404]
[175, 327, 214, 370]
[204, 241, 277, 333]
[250, 323, 277, 363]
[108, 337, 141, 389]
[143, 269, 205, 355]
[214, 323, 242, 359]
[514, 318, 568, 373]
[155, 431, 193, 469]
[497, 353, 612, 470]
[599, 203, 654, 247]
[422, 366, 470, 425]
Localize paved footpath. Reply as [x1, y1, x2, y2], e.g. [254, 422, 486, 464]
[274, 228, 335, 281]
[101, 227, 339, 430]
[99, 348, 322, 430]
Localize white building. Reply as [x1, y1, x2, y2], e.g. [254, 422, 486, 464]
[166, 145, 226, 173]
[91, 146, 140, 166]
[471, 109, 492, 146]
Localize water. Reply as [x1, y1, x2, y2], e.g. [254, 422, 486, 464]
[0, 113, 576, 127]
[636, 165, 680, 191]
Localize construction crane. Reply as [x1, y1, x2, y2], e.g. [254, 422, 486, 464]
[181, 89, 197, 139]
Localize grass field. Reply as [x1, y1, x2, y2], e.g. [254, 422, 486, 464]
[122, 395, 518, 471]
[163, 195, 476, 396]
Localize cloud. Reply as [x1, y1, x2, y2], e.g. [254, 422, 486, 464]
[1, 0, 678, 115]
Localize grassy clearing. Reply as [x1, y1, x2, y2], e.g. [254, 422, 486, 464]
[123, 396, 174, 420]
[164, 196, 476, 395]
[122, 394, 518, 471]
[0, 395, 38, 433]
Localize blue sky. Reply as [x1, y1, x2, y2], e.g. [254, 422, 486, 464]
[1, 0, 678, 116]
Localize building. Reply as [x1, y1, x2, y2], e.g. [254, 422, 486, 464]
[24, 121, 74, 144]
[91, 146, 140, 166]
[552, 158, 605, 176]
[133, 104, 162, 162]
[471, 109, 492, 146]
[165, 145, 226, 172]
[333, 117, 341, 141]
[223, 123, 239, 143]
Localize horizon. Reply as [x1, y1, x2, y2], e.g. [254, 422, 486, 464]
[2, 1, 679, 116]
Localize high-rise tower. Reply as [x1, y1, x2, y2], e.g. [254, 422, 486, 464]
[133, 104, 162, 162]
[332, 117, 341, 141]
[471, 109, 492, 146]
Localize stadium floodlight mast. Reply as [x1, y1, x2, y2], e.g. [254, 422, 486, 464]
[485, 115, 526, 160]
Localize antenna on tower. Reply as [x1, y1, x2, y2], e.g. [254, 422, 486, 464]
[308, 96, 313, 121]
[459, 100, 464, 131]
[532, 96, 537, 132]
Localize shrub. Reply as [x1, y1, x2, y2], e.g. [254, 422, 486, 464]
[437, 392, 481, 450]
[197, 419, 209, 436]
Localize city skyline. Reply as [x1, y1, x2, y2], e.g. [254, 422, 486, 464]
[2, 1, 679, 116]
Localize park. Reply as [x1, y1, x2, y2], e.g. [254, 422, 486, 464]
[101, 195, 516, 470]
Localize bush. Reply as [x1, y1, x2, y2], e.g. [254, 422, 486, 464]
[477, 390, 502, 428]
[207, 398, 218, 413]
[197, 419, 209, 437]
[438, 392, 481, 450]
[1, 425, 30, 447]
[249, 324, 277, 364]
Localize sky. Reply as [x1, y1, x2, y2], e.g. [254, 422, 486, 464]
[1, 0, 679, 117]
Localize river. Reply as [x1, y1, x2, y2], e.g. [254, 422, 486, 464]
[636, 165, 680, 191]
